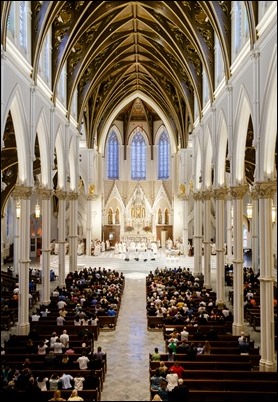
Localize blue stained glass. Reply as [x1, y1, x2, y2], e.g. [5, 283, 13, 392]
[131, 130, 146, 180]
[107, 131, 119, 179]
[158, 131, 169, 179]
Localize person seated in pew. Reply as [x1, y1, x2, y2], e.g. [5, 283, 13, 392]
[169, 361, 185, 379]
[151, 369, 165, 393]
[45, 351, 59, 368]
[151, 347, 161, 361]
[48, 390, 66, 401]
[67, 389, 84, 401]
[169, 378, 189, 402]
[73, 373, 85, 391]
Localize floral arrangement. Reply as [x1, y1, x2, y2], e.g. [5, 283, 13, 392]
[125, 225, 134, 232]
[143, 226, 152, 232]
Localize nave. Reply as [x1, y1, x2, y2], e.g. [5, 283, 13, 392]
[2, 251, 267, 401]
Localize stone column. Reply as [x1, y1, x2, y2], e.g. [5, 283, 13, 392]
[193, 191, 203, 275]
[250, 188, 260, 274]
[226, 194, 233, 266]
[12, 195, 20, 276]
[86, 194, 93, 256]
[254, 181, 276, 370]
[213, 187, 228, 305]
[230, 185, 248, 335]
[177, 188, 189, 256]
[12, 185, 33, 335]
[202, 190, 212, 289]
[56, 190, 67, 287]
[38, 187, 53, 305]
[68, 191, 78, 273]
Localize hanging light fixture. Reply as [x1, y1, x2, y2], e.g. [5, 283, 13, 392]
[246, 202, 253, 219]
[35, 200, 40, 219]
[272, 203, 276, 223]
[16, 201, 21, 219]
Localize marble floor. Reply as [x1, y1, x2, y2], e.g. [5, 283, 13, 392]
[1, 250, 268, 401]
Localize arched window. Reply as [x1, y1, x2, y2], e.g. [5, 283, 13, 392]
[107, 131, 119, 179]
[131, 130, 146, 180]
[158, 131, 170, 179]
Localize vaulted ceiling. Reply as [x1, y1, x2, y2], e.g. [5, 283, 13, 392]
[1, 1, 258, 149]
[1, 1, 262, 215]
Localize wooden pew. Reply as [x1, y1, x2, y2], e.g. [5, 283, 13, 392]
[150, 360, 252, 371]
[0, 389, 100, 402]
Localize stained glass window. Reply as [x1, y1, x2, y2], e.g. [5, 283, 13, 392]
[131, 130, 146, 180]
[158, 131, 169, 179]
[107, 131, 119, 179]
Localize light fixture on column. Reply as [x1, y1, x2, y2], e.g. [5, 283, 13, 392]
[272, 203, 276, 223]
[35, 200, 40, 218]
[246, 201, 253, 219]
[16, 201, 21, 219]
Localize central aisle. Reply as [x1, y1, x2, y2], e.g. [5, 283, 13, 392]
[94, 272, 164, 401]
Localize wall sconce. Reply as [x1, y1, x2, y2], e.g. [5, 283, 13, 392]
[272, 203, 276, 223]
[16, 201, 21, 219]
[246, 202, 253, 219]
[35, 200, 41, 219]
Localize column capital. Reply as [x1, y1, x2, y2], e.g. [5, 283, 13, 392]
[213, 187, 228, 200]
[86, 193, 99, 201]
[253, 181, 277, 199]
[193, 191, 203, 201]
[37, 187, 53, 200]
[68, 191, 79, 201]
[202, 189, 213, 200]
[12, 185, 33, 200]
[55, 189, 68, 200]
[229, 185, 248, 199]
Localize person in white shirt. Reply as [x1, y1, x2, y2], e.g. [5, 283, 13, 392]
[31, 313, 41, 321]
[166, 369, 179, 391]
[57, 300, 67, 310]
[60, 330, 70, 348]
[75, 352, 90, 370]
[49, 332, 59, 348]
[53, 338, 64, 354]
[36, 375, 49, 391]
[73, 374, 85, 391]
[180, 327, 189, 341]
[57, 315, 66, 326]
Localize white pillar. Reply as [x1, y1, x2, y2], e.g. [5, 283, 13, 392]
[255, 181, 276, 370]
[39, 188, 52, 305]
[213, 188, 228, 306]
[203, 190, 212, 289]
[230, 185, 248, 335]
[193, 192, 203, 275]
[13, 185, 33, 335]
[226, 196, 233, 265]
[12, 196, 20, 276]
[56, 190, 67, 287]
[68, 191, 78, 272]
[250, 191, 259, 274]
[86, 194, 93, 256]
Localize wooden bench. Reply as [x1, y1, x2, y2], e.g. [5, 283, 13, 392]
[149, 369, 277, 381]
[0, 389, 100, 402]
[150, 389, 277, 402]
[152, 352, 260, 367]
[150, 360, 252, 371]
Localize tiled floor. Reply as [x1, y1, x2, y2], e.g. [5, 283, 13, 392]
[1, 251, 267, 401]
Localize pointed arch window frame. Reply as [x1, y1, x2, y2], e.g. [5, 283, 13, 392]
[107, 130, 119, 180]
[131, 129, 146, 180]
[158, 130, 170, 179]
